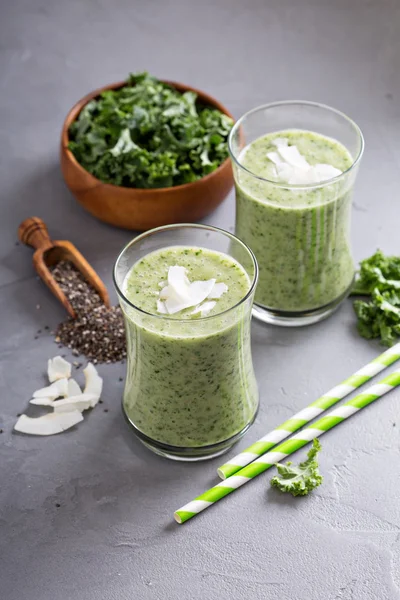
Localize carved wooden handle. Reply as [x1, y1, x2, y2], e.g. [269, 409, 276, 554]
[18, 217, 54, 252]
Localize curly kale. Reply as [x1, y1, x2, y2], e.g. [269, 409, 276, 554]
[351, 250, 400, 346]
[68, 72, 233, 189]
[270, 439, 323, 497]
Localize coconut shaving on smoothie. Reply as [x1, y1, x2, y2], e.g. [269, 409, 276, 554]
[265, 136, 342, 184]
[156, 265, 228, 316]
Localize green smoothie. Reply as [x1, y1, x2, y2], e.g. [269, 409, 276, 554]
[121, 246, 258, 449]
[235, 129, 355, 312]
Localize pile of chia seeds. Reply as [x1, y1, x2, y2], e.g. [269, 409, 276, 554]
[51, 261, 126, 363]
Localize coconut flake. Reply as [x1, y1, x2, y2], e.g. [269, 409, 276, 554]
[267, 143, 343, 185]
[314, 163, 342, 180]
[48, 356, 72, 382]
[277, 145, 310, 170]
[208, 282, 228, 299]
[83, 363, 103, 407]
[53, 394, 96, 413]
[156, 299, 168, 314]
[30, 397, 55, 407]
[160, 266, 194, 314]
[275, 162, 297, 182]
[189, 279, 216, 302]
[159, 285, 191, 314]
[67, 378, 82, 397]
[33, 378, 69, 400]
[167, 266, 191, 299]
[158, 266, 220, 315]
[286, 167, 316, 185]
[266, 151, 285, 166]
[191, 301, 217, 317]
[14, 411, 83, 436]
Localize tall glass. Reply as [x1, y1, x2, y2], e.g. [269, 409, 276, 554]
[229, 101, 364, 326]
[114, 224, 259, 461]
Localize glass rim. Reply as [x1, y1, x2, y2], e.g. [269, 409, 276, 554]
[113, 223, 259, 322]
[228, 100, 365, 190]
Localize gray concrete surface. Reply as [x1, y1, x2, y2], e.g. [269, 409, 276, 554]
[1, 0, 400, 598]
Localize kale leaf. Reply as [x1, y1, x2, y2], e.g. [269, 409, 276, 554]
[68, 72, 233, 189]
[270, 439, 323, 497]
[351, 249, 400, 295]
[351, 250, 400, 346]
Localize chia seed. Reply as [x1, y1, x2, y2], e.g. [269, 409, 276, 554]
[50, 261, 126, 363]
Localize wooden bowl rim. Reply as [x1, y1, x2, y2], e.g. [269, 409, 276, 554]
[61, 79, 234, 194]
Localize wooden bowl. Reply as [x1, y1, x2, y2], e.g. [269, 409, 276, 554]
[60, 80, 234, 231]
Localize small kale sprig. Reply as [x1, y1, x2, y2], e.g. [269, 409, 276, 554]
[351, 250, 400, 346]
[68, 72, 233, 189]
[270, 439, 323, 497]
[351, 249, 400, 295]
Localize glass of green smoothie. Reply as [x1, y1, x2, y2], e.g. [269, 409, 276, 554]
[114, 224, 259, 461]
[229, 101, 364, 326]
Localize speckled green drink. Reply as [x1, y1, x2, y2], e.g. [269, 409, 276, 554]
[114, 225, 259, 461]
[229, 102, 364, 326]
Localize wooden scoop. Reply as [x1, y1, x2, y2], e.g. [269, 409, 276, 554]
[18, 217, 111, 318]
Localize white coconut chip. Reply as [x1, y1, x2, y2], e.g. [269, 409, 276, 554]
[158, 266, 218, 315]
[267, 142, 343, 185]
[67, 378, 82, 397]
[14, 411, 83, 436]
[159, 285, 191, 314]
[167, 266, 191, 299]
[266, 151, 285, 166]
[53, 394, 96, 413]
[189, 279, 216, 301]
[314, 163, 342, 180]
[191, 301, 217, 317]
[33, 378, 69, 400]
[83, 363, 103, 407]
[275, 162, 296, 182]
[159, 266, 193, 314]
[48, 356, 72, 382]
[286, 167, 315, 185]
[277, 145, 310, 170]
[29, 397, 55, 407]
[156, 299, 168, 314]
[208, 282, 228, 299]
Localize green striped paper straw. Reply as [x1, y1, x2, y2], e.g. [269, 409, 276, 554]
[218, 343, 400, 480]
[174, 367, 400, 524]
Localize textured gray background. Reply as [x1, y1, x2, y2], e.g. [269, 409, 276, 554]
[1, 0, 400, 598]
